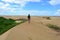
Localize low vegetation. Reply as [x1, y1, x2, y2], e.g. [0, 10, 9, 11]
[43, 17, 51, 20]
[47, 24, 60, 32]
[0, 17, 27, 35]
[46, 17, 51, 20]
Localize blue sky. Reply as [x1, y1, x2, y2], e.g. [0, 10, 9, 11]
[0, 0, 60, 16]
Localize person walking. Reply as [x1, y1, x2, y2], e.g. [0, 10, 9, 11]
[28, 14, 30, 23]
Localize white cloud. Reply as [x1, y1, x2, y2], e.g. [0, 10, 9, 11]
[0, 2, 16, 14]
[0, 0, 41, 15]
[49, 0, 60, 5]
[0, 0, 51, 16]
[3, 9, 50, 16]
[1, 0, 41, 7]
[0, 2, 6, 9]
[0, 2, 10, 9]
[54, 9, 60, 16]
[0, 9, 51, 16]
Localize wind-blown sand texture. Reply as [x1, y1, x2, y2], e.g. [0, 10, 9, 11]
[0, 16, 60, 40]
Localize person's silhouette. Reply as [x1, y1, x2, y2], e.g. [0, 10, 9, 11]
[28, 14, 30, 23]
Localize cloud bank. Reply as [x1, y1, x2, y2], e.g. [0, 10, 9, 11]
[0, 0, 60, 16]
[54, 9, 60, 16]
[1, 0, 41, 7]
[49, 0, 60, 5]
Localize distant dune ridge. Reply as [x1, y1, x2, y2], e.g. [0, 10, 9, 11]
[0, 16, 60, 40]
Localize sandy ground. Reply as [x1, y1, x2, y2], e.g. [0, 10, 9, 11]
[0, 16, 60, 40]
[0, 29, 12, 40]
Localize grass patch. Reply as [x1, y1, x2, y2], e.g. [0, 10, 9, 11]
[47, 24, 60, 31]
[46, 17, 51, 20]
[0, 17, 27, 35]
[43, 17, 51, 20]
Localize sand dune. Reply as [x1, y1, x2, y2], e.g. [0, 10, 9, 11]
[0, 16, 60, 40]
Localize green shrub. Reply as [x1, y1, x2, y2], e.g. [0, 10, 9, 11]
[0, 17, 27, 35]
[43, 17, 51, 20]
[47, 24, 60, 31]
[46, 17, 51, 20]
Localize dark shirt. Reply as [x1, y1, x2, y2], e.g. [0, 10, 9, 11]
[28, 15, 30, 19]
